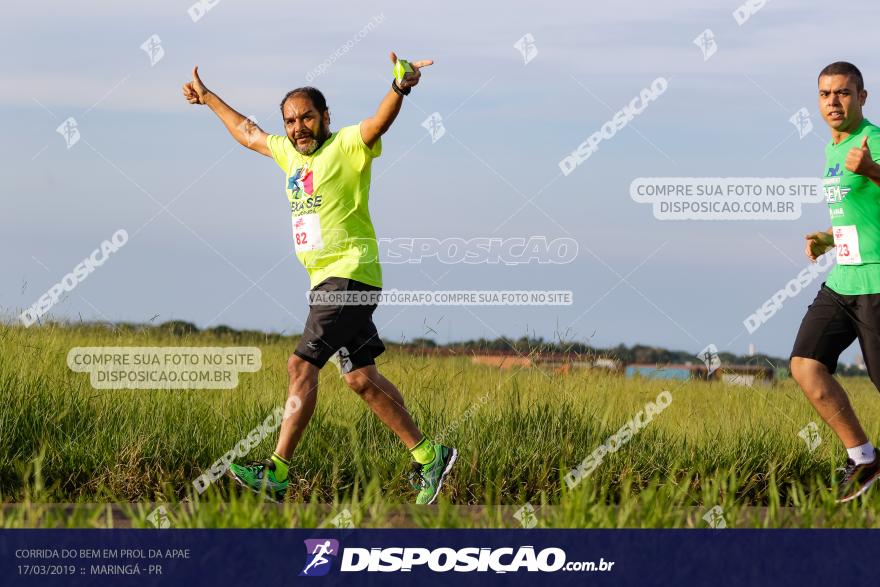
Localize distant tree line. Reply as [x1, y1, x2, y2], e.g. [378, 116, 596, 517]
[35, 321, 867, 376]
[406, 335, 867, 376]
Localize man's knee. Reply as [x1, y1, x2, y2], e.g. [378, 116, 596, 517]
[791, 356, 830, 398]
[791, 356, 824, 381]
[344, 369, 378, 397]
[288, 354, 317, 385]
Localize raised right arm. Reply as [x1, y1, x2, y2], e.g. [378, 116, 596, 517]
[182, 66, 271, 157]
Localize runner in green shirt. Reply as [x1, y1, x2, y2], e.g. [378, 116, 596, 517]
[182, 53, 456, 504]
[792, 62, 880, 502]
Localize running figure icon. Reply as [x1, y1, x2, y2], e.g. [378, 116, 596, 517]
[302, 540, 335, 575]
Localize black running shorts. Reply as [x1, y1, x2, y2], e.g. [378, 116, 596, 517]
[791, 283, 880, 387]
[293, 277, 385, 373]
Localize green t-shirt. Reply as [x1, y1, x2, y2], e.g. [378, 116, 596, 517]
[824, 118, 880, 295]
[266, 124, 383, 289]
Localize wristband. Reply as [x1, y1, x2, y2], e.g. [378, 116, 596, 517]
[391, 79, 411, 97]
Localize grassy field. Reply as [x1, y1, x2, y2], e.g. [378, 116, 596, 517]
[2, 322, 880, 528]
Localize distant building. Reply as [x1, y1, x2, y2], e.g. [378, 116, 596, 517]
[466, 351, 775, 386]
[625, 363, 774, 386]
[471, 355, 533, 369]
[470, 353, 621, 372]
[625, 364, 706, 381]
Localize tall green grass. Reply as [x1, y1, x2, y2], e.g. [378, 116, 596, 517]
[2, 322, 879, 527]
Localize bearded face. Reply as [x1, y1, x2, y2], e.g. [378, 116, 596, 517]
[282, 94, 331, 155]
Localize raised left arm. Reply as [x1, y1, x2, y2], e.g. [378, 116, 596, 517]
[360, 52, 434, 148]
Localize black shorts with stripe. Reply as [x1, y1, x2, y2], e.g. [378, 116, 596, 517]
[294, 277, 385, 373]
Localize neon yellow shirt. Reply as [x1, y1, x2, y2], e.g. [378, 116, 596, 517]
[266, 124, 382, 288]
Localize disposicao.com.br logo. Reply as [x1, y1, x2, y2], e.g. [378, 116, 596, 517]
[300, 539, 340, 577]
[300, 540, 614, 575]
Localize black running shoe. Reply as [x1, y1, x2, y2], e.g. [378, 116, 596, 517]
[836, 449, 880, 503]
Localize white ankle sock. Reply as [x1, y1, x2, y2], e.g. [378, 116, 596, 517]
[846, 442, 876, 465]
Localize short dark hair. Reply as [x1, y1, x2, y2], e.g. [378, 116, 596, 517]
[818, 61, 864, 92]
[279, 87, 328, 115]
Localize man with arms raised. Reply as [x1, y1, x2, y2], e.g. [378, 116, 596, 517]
[182, 53, 457, 504]
[792, 62, 880, 502]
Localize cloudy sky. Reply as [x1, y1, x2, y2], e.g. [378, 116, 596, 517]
[2, 0, 878, 361]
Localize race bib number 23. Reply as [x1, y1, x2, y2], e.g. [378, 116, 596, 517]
[833, 225, 861, 265]
[292, 213, 323, 252]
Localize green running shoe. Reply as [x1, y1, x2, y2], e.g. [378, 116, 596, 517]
[227, 459, 288, 502]
[410, 444, 458, 505]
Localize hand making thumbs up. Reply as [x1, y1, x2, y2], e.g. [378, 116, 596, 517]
[845, 135, 874, 175]
[182, 66, 211, 105]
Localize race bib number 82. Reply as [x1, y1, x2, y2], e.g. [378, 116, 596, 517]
[293, 213, 324, 252]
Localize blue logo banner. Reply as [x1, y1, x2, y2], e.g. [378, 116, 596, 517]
[1, 529, 874, 586]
